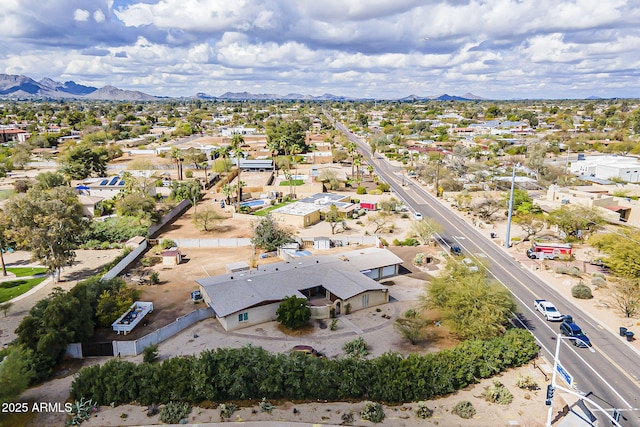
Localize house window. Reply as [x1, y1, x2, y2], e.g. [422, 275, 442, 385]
[238, 312, 248, 322]
[362, 294, 369, 308]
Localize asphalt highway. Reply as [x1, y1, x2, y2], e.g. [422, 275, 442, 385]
[332, 118, 640, 426]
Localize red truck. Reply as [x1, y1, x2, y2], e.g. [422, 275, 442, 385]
[359, 202, 377, 211]
[527, 242, 572, 260]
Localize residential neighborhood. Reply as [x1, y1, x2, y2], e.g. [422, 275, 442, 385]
[1, 96, 640, 427]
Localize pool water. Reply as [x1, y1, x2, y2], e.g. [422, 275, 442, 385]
[240, 200, 267, 207]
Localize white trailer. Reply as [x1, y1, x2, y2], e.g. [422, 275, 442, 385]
[112, 301, 153, 335]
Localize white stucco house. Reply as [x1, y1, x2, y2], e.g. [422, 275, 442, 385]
[570, 155, 640, 183]
[196, 247, 403, 331]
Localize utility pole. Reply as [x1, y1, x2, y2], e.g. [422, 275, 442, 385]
[505, 163, 518, 249]
[435, 150, 441, 197]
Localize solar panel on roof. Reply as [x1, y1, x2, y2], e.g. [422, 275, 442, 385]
[109, 177, 119, 185]
[118, 181, 125, 185]
[100, 180, 108, 185]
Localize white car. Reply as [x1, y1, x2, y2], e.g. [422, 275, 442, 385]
[534, 299, 564, 321]
[462, 257, 479, 272]
[413, 212, 423, 220]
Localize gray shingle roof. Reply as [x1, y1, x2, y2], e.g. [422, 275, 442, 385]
[197, 248, 400, 317]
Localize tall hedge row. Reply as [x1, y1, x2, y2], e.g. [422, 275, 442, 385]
[71, 329, 537, 405]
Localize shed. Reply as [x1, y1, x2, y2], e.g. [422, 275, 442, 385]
[162, 249, 182, 267]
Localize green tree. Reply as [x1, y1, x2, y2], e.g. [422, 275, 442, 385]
[34, 171, 67, 190]
[276, 295, 311, 330]
[194, 207, 223, 231]
[410, 217, 443, 245]
[170, 180, 202, 214]
[265, 120, 309, 155]
[95, 286, 138, 327]
[325, 204, 342, 235]
[250, 214, 294, 252]
[422, 260, 516, 340]
[59, 143, 108, 179]
[610, 278, 640, 318]
[547, 205, 604, 240]
[115, 193, 158, 225]
[514, 213, 546, 242]
[230, 133, 245, 205]
[0, 345, 35, 404]
[590, 231, 640, 278]
[5, 187, 84, 281]
[11, 144, 32, 169]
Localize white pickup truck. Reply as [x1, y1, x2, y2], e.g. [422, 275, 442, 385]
[534, 299, 564, 321]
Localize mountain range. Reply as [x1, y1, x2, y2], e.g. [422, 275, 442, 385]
[0, 73, 485, 101]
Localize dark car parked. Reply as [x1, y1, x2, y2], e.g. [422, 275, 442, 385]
[560, 319, 591, 347]
[450, 245, 462, 256]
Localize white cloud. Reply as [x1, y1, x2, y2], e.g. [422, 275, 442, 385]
[93, 9, 106, 23]
[73, 8, 90, 22]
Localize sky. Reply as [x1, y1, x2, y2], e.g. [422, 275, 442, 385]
[1, 0, 640, 100]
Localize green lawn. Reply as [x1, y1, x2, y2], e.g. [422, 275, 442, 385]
[5, 267, 48, 277]
[279, 179, 304, 186]
[0, 276, 47, 303]
[253, 200, 295, 216]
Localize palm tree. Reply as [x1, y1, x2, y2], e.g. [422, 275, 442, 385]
[230, 132, 245, 205]
[290, 143, 302, 198]
[221, 183, 233, 205]
[170, 147, 184, 180]
[347, 141, 357, 177]
[353, 154, 362, 182]
[215, 145, 231, 174]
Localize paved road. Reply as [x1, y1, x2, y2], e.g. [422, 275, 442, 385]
[331, 117, 640, 426]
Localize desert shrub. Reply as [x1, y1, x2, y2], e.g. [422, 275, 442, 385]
[341, 410, 354, 424]
[401, 213, 409, 219]
[515, 374, 539, 390]
[360, 401, 385, 423]
[376, 183, 390, 192]
[343, 337, 368, 358]
[147, 403, 159, 417]
[160, 401, 190, 424]
[414, 253, 425, 265]
[378, 237, 388, 247]
[415, 401, 433, 419]
[219, 403, 237, 420]
[345, 303, 352, 315]
[484, 379, 513, 404]
[404, 308, 418, 318]
[149, 271, 160, 284]
[259, 397, 275, 413]
[591, 276, 606, 288]
[393, 238, 419, 247]
[160, 239, 176, 249]
[452, 401, 476, 419]
[356, 186, 367, 194]
[185, 170, 193, 178]
[368, 189, 383, 195]
[330, 319, 338, 331]
[555, 266, 582, 277]
[142, 344, 159, 364]
[571, 283, 593, 299]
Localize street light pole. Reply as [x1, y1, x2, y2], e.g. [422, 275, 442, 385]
[546, 334, 619, 427]
[505, 163, 518, 248]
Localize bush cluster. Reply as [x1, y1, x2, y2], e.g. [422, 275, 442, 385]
[591, 276, 607, 288]
[160, 401, 190, 424]
[515, 374, 539, 390]
[342, 337, 369, 358]
[392, 238, 419, 247]
[70, 329, 538, 406]
[360, 401, 385, 423]
[555, 266, 582, 277]
[571, 283, 593, 299]
[452, 401, 476, 419]
[414, 401, 433, 419]
[484, 380, 513, 405]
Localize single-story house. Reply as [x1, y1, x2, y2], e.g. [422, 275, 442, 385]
[270, 192, 354, 228]
[196, 247, 403, 331]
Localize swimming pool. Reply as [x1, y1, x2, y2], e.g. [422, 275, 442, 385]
[240, 199, 267, 207]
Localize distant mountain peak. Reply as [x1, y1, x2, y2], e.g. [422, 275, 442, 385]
[0, 73, 155, 100]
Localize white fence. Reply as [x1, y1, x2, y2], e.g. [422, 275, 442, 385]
[171, 238, 253, 248]
[148, 199, 191, 237]
[101, 240, 148, 281]
[115, 307, 215, 356]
